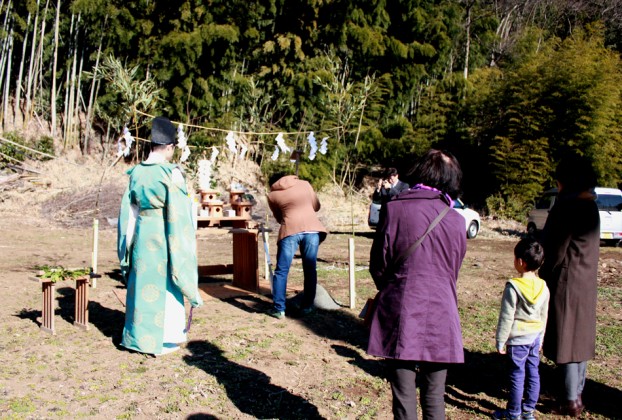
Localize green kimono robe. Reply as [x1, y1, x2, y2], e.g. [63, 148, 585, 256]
[117, 161, 202, 355]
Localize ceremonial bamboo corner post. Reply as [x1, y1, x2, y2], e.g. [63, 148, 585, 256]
[263, 229, 270, 282]
[348, 237, 356, 309]
[91, 218, 99, 288]
[92, 151, 125, 289]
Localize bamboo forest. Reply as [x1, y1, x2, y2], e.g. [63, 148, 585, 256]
[1, 0, 622, 215]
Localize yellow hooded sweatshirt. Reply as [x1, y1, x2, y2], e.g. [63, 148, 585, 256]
[495, 277, 550, 351]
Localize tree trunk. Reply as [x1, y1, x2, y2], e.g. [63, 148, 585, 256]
[463, 0, 473, 80]
[51, 0, 60, 139]
[0, 0, 13, 117]
[14, 11, 31, 121]
[25, 0, 42, 121]
[64, 13, 77, 148]
[83, 15, 107, 154]
[2, 26, 13, 126]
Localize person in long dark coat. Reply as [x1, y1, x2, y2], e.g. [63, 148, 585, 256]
[539, 155, 599, 418]
[368, 149, 467, 420]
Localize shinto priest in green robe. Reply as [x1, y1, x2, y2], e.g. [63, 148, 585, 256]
[117, 117, 203, 355]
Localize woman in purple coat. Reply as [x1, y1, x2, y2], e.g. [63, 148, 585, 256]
[368, 149, 467, 420]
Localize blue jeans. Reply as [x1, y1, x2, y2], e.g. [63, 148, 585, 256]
[272, 233, 320, 312]
[506, 336, 542, 416]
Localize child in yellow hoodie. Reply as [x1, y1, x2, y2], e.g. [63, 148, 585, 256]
[493, 238, 550, 420]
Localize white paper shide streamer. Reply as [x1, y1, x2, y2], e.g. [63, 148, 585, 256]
[117, 126, 134, 157]
[307, 131, 318, 160]
[177, 124, 191, 162]
[271, 148, 279, 161]
[210, 146, 219, 163]
[320, 137, 329, 155]
[226, 131, 237, 154]
[275, 133, 290, 154]
[239, 143, 248, 159]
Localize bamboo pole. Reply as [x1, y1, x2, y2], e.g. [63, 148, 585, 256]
[83, 15, 106, 154]
[91, 218, 98, 288]
[25, 0, 41, 121]
[14, 10, 30, 119]
[2, 25, 13, 126]
[348, 237, 356, 308]
[51, 0, 60, 138]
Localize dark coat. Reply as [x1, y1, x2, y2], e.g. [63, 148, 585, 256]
[539, 191, 600, 364]
[367, 189, 467, 363]
[372, 179, 410, 204]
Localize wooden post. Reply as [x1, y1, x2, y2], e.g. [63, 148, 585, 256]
[74, 277, 90, 330]
[41, 280, 55, 335]
[232, 229, 259, 292]
[262, 229, 270, 282]
[348, 237, 356, 308]
[91, 218, 99, 288]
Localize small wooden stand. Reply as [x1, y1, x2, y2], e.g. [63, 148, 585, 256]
[231, 201, 253, 219]
[41, 280, 55, 334]
[31, 276, 90, 334]
[200, 189, 219, 203]
[204, 201, 224, 218]
[74, 277, 90, 330]
[197, 227, 259, 292]
[229, 189, 245, 204]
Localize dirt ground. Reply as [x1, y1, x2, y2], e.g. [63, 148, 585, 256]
[0, 157, 621, 419]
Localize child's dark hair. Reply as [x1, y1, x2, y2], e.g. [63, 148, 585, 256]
[514, 237, 544, 271]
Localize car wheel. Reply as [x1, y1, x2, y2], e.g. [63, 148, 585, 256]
[527, 223, 537, 235]
[467, 221, 479, 239]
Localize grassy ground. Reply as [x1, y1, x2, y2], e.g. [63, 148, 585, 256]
[0, 218, 620, 419]
[0, 156, 620, 419]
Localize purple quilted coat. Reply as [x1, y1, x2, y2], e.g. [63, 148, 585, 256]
[367, 188, 467, 363]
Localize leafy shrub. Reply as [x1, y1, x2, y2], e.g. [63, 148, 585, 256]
[0, 132, 28, 164]
[485, 193, 530, 222]
[36, 136, 55, 158]
[0, 133, 57, 166]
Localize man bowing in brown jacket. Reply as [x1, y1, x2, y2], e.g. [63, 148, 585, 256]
[267, 173, 327, 319]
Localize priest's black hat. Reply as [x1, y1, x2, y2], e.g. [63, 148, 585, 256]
[151, 116, 177, 145]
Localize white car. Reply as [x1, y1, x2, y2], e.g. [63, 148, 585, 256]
[453, 199, 481, 239]
[368, 198, 481, 239]
[527, 187, 622, 244]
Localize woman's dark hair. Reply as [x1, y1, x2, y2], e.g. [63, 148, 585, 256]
[555, 154, 597, 193]
[514, 237, 544, 271]
[407, 149, 462, 199]
[268, 172, 288, 187]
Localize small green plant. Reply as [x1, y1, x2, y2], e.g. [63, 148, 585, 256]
[35, 266, 89, 283]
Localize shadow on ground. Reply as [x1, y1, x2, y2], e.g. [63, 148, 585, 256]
[184, 340, 324, 419]
[52, 286, 125, 344]
[221, 294, 386, 377]
[446, 350, 622, 419]
[222, 294, 369, 350]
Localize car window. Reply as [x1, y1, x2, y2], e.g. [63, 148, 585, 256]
[535, 194, 555, 209]
[596, 194, 622, 211]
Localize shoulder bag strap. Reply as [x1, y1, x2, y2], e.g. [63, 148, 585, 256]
[393, 203, 451, 267]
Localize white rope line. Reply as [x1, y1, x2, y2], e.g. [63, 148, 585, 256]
[134, 109, 344, 136]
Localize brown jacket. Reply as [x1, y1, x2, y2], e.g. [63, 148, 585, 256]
[539, 191, 600, 364]
[268, 175, 327, 242]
